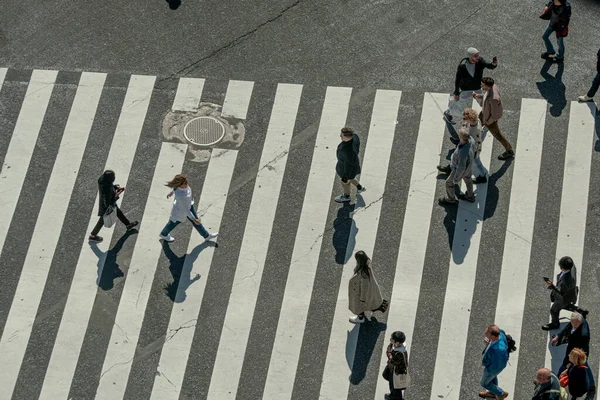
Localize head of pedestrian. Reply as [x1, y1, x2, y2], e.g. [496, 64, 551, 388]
[569, 348, 587, 367]
[390, 331, 405, 347]
[340, 127, 354, 142]
[354, 250, 371, 276]
[467, 47, 480, 63]
[100, 170, 116, 185]
[457, 127, 470, 143]
[485, 324, 501, 341]
[462, 108, 478, 125]
[553, 0, 565, 5]
[480, 77, 494, 92]
[570, 312, 584, 329]
[536, 368, 552, 384]
[558, 256, 574, 271]
[166, 174, 188, 189]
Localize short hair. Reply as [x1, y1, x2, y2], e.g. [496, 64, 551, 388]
[462, 108, 478, 122]
[571, 312, 583, 322]
[487, 325, 500, 338]
[341, 127, 354, 137]
[537, 368, 552, 381]
[457, 128, 470, 141]
[391, 331, 406, 343]
[481, 77, 495, 87]
[559, 256, 574, 270]
[570, 348, 587, 366]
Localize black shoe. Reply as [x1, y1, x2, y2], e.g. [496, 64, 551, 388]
[542, 322, 560, 331]
[498, 150, 515, 160]
[126, 221, 139, 231]
[473, 176, 487, 184]
[541, 51, 556, 59]
[443, 110, 456, 125]
[579, 308, 589, 319]
[458, 193, 476, 203]
[449, 136, 460, 145]
[552, 56, 564, 63]
[437, 165, 451, 174]
[89, 235, 103, 243]
[438, 197, 457, 206]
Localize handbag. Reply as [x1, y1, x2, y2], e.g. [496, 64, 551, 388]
[103, 205, 118, 228]
[559, 373, 568, 388]
[539, 4, 553, 20]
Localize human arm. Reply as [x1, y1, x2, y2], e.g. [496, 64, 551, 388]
[453, 68, 461, 97]
[480, 57, 498, 70]
[359, 276, 367, 303]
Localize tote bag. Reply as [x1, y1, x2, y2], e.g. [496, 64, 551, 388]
[103, 205, 118, 228]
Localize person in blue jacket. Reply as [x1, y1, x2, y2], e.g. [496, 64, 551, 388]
[479, 325, 509, 399]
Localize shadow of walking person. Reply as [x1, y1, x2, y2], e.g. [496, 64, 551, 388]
[483, 160, 513, 220]
[536, 60, 567, 117]
[333, 202, 358, 264]
[350, 318, 387, 384]
[90, 229, 138, 290]
[166, 0, 181, 10]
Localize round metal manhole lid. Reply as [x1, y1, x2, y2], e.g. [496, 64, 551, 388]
[183, 116, 226, 147]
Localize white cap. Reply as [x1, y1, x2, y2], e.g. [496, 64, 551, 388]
[467, 47, 479, 57]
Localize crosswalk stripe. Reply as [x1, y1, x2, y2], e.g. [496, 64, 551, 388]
[39, 74, 156, 399]
[95, 142, 188, 399]
[262, 86, 353, 399]
[320, 89, 401, 399]
[221, 80, 254, 119]
[151, 148, 238, 399]
[172, 77, 205, 112]
[0, 69, 58, 394]
[545, 101, 596, 372]
[207, 83, 303, 399]
[493, 98, 547, 394]
[0, 68, 6, 88]
[374, 92, 449, 399]
[430, 100, 492, 400]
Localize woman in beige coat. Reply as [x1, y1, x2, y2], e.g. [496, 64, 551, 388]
[348, 250, 384, 324]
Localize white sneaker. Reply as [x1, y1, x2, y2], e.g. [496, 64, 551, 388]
[349, 315, 365, 324]
[334, 194, 351, 203]
[160, 234, 175, 242]
[204, 232, 218, 242]
[357, 185, 366, 194]
[578, 95, 594, 102]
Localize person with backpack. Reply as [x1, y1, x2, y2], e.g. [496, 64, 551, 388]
[532, 368, 566, 400]
[383, 331, 410, 400]
[479, 325, 509, 399]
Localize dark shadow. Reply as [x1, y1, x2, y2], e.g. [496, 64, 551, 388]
[333, 202, 357, 264]
[90, 229, 137, 290]
[483, 159, 513, 220]
[547, 320, 570, 373]
[439, 198, 458, 250]
[161, 240, 217, 303]
[166, 0, 181, 9]
[350, 318, 387, 384]
[592, 103, 600, 152]
[536, 60, 567, 117]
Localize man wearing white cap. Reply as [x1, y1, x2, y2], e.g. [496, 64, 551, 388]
[444, 47, 498, 127]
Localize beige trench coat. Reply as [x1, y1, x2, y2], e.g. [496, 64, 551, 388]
[348, 263, 383, 315]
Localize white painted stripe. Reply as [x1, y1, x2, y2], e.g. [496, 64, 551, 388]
[39, 75, 156, 400]
[320, 89, 401, 400]
[207, 83, 302, 399]
[95, 142, 187, 399]
[544, 101, 596, 372]
[150, 148, 237, 400]
[0, 69, 57, 256]
[494, 99, 547, 394]
[430, 100, 493, 400]
[0, 68, 7, 89]
[221, 80, 254, 119]
[172, 78, 205, 112]
[263, 86, 353, 400]
[0, 71, 100, 396]
[374, 92, 450, 399]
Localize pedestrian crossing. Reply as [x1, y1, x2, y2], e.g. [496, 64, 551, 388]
[0, 68, 598, 400]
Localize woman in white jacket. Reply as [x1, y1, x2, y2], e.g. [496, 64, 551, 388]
[159, 174, 218, 243]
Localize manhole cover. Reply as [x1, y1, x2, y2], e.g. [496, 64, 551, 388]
[183, 116, 225, 147]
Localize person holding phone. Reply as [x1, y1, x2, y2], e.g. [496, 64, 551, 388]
[542, 256, 579, 331]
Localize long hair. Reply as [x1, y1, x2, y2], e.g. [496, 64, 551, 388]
[354, 250, 371, 278]
[99, 170, 115, 186]
[166, 174, 188, 189]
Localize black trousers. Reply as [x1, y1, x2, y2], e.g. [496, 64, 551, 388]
[387, 378, 404, 400]
[91, 207, 130, 236]
[550, 301, 578, 324]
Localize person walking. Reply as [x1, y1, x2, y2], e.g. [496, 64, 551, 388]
[335, 127, 365, 203]
[560, 348, 590, 399]
[542, 256, 578, 331]
[443, 47, 498, 126]
[438, 128, 475, 206]
[541, 0, 571, 63]
[89, 170, 138, 243]
[159, 174, 218, 243]
[479, 325, 509, 399]
[474, 77, 515, 161]
[578, 48, 600, 102]
[383, 331, 410, 400]
[532, 368, 564, 400]
[348, 250, 384, 324]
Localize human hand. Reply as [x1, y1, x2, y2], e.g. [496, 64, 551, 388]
[546, 279, 553, 286]
[551, 336, 559, 346]
[193, 218, 201, 225]
[454, 95, 460, 102]
[492, 56, 498, 65]
[167, 192, 173, 199]
[341, 177, 348, 183]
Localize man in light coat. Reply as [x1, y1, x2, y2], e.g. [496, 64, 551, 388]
[475, 77, 515, 161]
[438, 128, 475, 206]
[480, 325, 509, 399]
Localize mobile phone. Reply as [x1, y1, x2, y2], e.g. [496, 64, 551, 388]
[543, 277, 550, 282]
[493, 56, 498, 62]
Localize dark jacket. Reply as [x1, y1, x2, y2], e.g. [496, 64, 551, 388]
[597, 48, 600, 74]
[386, 343, 408, 375]
[556, 319, 590, 357]
[532, 374, 561, 400]
[97, 171, 119, 216]
[550, 267, 577, 305]
[335, 134, 361, 179]
[567, 364, 590, 397]
[546, 1, 571, 35]
[482, 330, 509, 375]
[453, 57, 497, 95]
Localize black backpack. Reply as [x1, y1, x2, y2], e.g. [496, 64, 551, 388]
[506, 334, 517, 359]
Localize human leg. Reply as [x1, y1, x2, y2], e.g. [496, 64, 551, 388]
[187, 206, 209, 238]
[556, 35, 565, 59]
[91, 216, 104, 236]
[486, 122, 513, 152]
[480, 369, 504, 397]
[587, 73, 600, 98]
[160, 220, 180, 237]
[462, 175, 474, 199]
[116, 207, 131, 226]
[542, 24, 555, 55]
[445, 171, 457, 202]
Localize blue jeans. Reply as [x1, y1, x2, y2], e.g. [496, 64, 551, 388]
[587, 73, 600, 98]
[481, 369, 504, 397]
[160, 205, 209, 238]
[542, 24, 565, 58]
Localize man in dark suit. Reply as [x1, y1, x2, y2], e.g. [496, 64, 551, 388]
[334, 127, 365, 203]
[542, 256, 580, 331]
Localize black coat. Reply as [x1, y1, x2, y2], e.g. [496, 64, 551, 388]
[546, 1, 571, 33]
[453, 57, 497, 95]
[550, 268, 577, 305]
[97, 174, 119, 216]
[532, 374, 561, 400]
[556, 319, 590, 357]
[567, 364, 590, 397]
[596, 48, 600, 74]
[335, 134, 361, 180]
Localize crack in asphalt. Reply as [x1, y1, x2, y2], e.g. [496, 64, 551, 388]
[165, 319, 198, 342]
